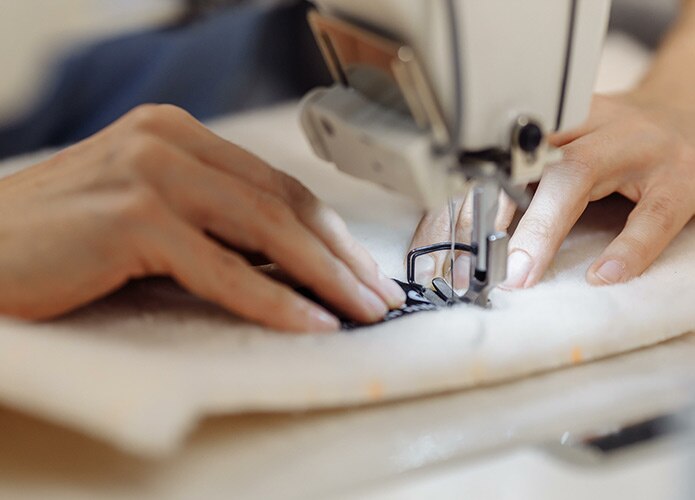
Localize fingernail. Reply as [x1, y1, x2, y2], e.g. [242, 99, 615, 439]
[379, 273, 406, 308]
[359, 284, 389, 320]
[305, 305, 340, 332]
[594, 260, 626, 285]
[452, 255, 470, 291]
[415, 256, 436, 286]
[501, 250, 533, 290]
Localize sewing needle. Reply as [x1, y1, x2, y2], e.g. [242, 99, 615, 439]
[448, 197, 457, 303]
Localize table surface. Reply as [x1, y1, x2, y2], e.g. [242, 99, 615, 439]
[1, 331, 693, 499]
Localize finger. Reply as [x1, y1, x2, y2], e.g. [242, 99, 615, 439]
[408, 189, 516, 291]
[408, 197, 467, 286]
[496, 190, 519, 231]
[263, 172, 405, 309]
[236, 198, 390, 324]
[123, 104, 287, 195]
[298, 203, 406, 308]
[505, 123, 665, 290]
[141, 147, 389, 323]
[548, 95, 613, 147]
[502, 160, 593, 289]
[141, 214, 340, 332]
[127, 106, 405, 309]
[446, 193, 474, 290]
[587, 188, 693, 285]
[450, 190, 518, 290]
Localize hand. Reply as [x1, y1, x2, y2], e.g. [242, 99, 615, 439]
[410, 92, 695, 289]
[0, 105, 405, 331]
[409, 190, 517, 288]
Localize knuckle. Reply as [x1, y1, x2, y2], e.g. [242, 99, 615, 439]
[519, 214, 554, 243]
[272, 289, 299, 317]
[634, 195, 676, 234]
[125, 185, 160, 213]
[639, 126, 675, 164]
[620, 233, 652, 263]
[216, 250, 245, 274]
[112, 186, 162, 226]
[127, 104, 189, 133]
[635, 113, 667, 140]
[675, 144, 695, 181]
[555, 147, 597, 186]
[278, 171, 318, 208]
[123, 136, 167, 176]
[457, 209, 474, 231]
[127, 104, 164, 131]
[157, 103, 190, 118]
[420, 209, 457, 240]
[262, 194, 292, 223]
[495, 205, 517, 232]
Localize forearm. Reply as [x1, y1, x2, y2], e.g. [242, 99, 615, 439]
[635, 0, 695, 107]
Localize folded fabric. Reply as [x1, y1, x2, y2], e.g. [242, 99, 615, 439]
[0, 103, 692, 457]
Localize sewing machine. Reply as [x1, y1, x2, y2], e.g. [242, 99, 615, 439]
[300, 0, 611, 306]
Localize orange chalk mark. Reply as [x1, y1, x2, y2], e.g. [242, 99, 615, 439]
[470, 360, 486, 382]
[571, 346, 584, 365]
[367, 380, 385, 401]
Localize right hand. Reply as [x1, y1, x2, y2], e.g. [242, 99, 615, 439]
[0, 105, 405, 331]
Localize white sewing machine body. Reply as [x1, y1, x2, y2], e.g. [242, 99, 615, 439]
[301, 0, 610, 206]
[309, 0, 609, 149]
[301, 0, 611, 305]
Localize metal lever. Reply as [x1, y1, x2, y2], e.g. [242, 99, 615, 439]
[461, 231, 508, 308]
[406, 174, 509, 308]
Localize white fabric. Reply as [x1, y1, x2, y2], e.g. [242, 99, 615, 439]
[0, 102, 693, 457]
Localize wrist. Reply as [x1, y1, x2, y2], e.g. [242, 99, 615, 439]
[631, 67, 695, 109]
[627, 10, 695, 108]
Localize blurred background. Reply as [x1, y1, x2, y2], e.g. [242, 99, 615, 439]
[0, 0, 679, 160]
[0, 0, 330, 159]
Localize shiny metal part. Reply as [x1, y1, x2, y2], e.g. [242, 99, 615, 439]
[405, 164, 509, 307]
[407, 242, 475, 286]
[308, 11, 451, 147]
[308, 12, 346, 85]
[461, 231, 509, 307]
[448, 197, 457, 299]
[541, 410, 694, 469]
[307, 11, 546, 309]
[460, 173, 509, 307]
[432, 277, 456, 304]
[469, 172, 498, 274]
[392, 47, 451, 147]
[390, 49, 430, 129]
[406, 173, 508, 308]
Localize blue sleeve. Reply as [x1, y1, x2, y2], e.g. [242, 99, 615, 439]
[0, 1, 328, 158]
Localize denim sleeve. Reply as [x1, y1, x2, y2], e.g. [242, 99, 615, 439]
[0, 1, 329, 159]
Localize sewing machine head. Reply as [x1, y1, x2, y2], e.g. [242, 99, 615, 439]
[300, 0, 611, 306]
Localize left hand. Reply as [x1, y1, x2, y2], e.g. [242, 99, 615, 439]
[0, 105, 405, 330]
[409, 92, 695, 289]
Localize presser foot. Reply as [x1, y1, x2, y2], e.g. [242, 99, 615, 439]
[406, 231, 509, 308]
